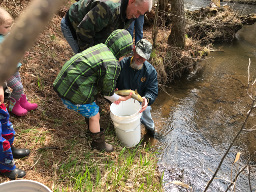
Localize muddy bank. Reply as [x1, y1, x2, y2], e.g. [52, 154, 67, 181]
[145, 5, 256, 85]
[186, 6, 256, 44]
[223, 0, 256, 4]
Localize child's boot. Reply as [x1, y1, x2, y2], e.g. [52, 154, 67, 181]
[8, 97, 28, 116]
[0, 168, 26, 180]
[90, 129, 114, 152]
[19, 94, 38, 111]
[11, 146, 30, 159]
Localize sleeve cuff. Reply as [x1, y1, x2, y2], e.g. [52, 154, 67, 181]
[104, 93, 120, 103]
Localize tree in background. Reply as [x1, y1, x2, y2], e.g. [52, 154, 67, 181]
[159, 0, 168, 12]
[168, 0, 185, 48]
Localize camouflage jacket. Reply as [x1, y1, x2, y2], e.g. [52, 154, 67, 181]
[68, 0, 133, 51]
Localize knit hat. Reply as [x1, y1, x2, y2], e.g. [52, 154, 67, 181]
[135, 39, 152, 60]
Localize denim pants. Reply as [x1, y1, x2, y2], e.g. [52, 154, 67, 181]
[61, 17, 80, 54]
[0, 104, 16, 172]
[127, 15, 144, 44]
[141, 106, 154, 132]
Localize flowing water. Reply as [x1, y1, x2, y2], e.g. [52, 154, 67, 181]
[154, 3, 256, 191]
[184, 0, 256, 15]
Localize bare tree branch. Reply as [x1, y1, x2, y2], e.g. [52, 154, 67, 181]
[248, 164, 253, 192]
[203, 99, 256, 191]
[204, 60, 256, 191]
[0, 0, 64, 85]
[224, 165, 247, 192]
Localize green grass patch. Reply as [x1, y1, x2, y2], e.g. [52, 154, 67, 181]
[53, 144, 162, 192]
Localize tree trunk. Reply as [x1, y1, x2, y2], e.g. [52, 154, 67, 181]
[152, 1, 159, 48]
[0, 0, 64, 85]
[159, 0, 168, 12]
[168, 0, 185, 48]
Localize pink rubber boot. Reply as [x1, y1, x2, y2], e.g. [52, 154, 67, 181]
[8, 97, 28, 116]
[19, 94, 38, 111]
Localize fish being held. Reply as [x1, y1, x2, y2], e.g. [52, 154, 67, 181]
[114, 89, 143, 103]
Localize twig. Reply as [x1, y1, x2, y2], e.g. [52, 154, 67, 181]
[224, 165, 247, 192]
[204, 60, 256, 191]
[242, 125, 256, 132]
[30, 154, 42, 169]
[248, 58, 251, 85]
[203, 99, 255, 191]
[248, 164, 252, 192]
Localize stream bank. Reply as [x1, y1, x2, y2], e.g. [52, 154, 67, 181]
[153, 2, 256, 191]
[145, 4, 256, 85]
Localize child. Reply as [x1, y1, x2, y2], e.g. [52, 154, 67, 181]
[53, 29, 133, 152]
[0, 85, 30, 180]
[0, 7, 38, 116]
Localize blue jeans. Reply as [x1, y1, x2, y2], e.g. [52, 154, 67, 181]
[141, 106, 154, 132]
[61, 17, 80, 54]
[127, 15, 144, 44]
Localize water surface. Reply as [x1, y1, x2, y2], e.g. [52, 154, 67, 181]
[154, 18, 256, 192]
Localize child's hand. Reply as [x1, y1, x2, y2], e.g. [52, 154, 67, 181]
[114, 100, 121, 105]
[0, 86, 4, 104]
[114, 92, 132, 105]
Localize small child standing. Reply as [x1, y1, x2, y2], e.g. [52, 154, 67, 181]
[0, 7, 38, 116]
[0, 85, 30, 180]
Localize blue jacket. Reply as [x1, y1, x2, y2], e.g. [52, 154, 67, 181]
[116, 56, 158, 106]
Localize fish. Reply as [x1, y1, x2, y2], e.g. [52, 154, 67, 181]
[114, 89, 143, 102]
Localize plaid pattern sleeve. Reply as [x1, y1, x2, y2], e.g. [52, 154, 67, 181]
[53, 44, 112, 104]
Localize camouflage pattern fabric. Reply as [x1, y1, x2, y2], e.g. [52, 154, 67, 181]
[68, 0, 133, 51]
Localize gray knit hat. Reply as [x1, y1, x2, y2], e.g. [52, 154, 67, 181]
[135, 39, 152, 60]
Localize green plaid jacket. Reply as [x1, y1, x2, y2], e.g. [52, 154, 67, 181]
[53, 29, 133, 104]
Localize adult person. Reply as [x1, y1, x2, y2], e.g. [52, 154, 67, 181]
[127, 15, 144, 44]
[53, 29, 133, 152]
[61, 0, 153, 54]
[116, 39, 158, 136]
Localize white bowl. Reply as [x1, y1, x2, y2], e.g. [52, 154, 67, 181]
[0, 180, 52, 192]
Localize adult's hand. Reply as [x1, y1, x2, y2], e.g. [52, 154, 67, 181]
[139, 97, 148, 113]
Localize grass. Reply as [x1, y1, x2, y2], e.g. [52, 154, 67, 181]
[52, 141, 162, 192]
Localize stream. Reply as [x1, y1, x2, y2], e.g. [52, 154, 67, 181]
[154, 2, 256, 191]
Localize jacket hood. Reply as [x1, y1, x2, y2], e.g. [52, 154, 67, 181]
[105, 29, 133, 59]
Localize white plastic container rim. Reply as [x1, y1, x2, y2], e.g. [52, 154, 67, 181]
[0, 180, 52, 192]
[110, 99, 142, 125]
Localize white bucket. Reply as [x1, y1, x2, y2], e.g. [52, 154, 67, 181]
[0, 180, 52, 192]
[110, 98, 142, 148]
